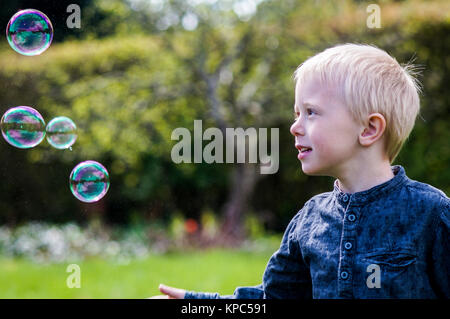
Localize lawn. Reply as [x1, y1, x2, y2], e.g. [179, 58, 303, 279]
[0, 239, 280, 298]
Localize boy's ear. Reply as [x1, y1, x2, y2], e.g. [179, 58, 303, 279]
[359, 113, 386, 146]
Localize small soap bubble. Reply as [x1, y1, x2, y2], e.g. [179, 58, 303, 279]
[70, 161, 110, 203]
[6, 9, 53, 56]
[46, 116, 77, 149]
[1, 106, 46, 149]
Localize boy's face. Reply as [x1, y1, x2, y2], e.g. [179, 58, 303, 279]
[290, 76, 363, 178]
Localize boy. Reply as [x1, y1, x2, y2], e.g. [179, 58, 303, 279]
[152, 43, 449, 299]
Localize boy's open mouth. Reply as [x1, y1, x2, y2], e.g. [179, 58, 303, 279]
[296, 145, 312, 153]
[300, 147, 312, 153]
[296, 145, 312, 160]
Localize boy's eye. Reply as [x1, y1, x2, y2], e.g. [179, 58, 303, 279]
[293, 109, 317, 121]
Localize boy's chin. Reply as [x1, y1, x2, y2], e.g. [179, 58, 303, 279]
[301, 166, 318, 176]
[301, 164, 327, 176]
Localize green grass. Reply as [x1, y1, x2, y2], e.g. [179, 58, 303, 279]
[0, 239, 281, 298]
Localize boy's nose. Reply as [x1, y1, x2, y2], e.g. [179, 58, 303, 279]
[290, 118, 305, 136]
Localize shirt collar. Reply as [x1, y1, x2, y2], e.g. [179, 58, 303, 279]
[333, 165, 408, 206]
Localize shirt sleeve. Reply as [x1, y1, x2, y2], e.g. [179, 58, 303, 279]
[429, 196, 450, 298]
[184, 208, 312, 299]
[184, 284, 264, 299]
[262, 209, 312, 299]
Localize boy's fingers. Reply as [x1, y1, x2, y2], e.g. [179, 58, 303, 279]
[159, 284, 186, 299]
[159, 284, 185, 298]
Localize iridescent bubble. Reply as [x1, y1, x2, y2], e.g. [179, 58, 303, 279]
[6, 9, 53, 56]
[70, 161, 110, 203]
[1, 106, 46, 149]
[46, 116, 77, 149]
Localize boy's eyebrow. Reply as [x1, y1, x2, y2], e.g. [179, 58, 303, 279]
[303, 102, 320, 108]
[294, 102, 320, 111]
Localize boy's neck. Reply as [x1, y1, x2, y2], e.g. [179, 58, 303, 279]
[336, 161, 394, 194]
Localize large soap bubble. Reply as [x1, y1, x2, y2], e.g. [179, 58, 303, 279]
[1, 106, 46, 148]
[70, 161, 110, 203]
[6, 9, 53, 56]
[46, 116, 77, 149]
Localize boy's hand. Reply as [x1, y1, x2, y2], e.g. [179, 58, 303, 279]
[148, 284, 186, 299]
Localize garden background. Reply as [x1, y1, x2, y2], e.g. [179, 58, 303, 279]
[0, 0, 448, 298]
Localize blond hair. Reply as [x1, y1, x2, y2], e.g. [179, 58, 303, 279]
[293, 43, 421, 163]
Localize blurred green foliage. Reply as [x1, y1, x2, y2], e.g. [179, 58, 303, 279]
[0, 0, 448, 232]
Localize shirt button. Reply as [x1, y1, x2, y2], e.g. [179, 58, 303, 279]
[342, 194, 349, 202]
[344, 242, 353, 250]
[340, 271, 349, 280]
[347, 213, 356, 222]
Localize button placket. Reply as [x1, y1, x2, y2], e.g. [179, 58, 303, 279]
[338, 206, 359, 298]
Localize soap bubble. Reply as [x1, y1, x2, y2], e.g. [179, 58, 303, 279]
[46, 116, 77, 149]
[1, 106, 46, 148]
[6, 9, 53, 56]
[70, 161, 110, 203]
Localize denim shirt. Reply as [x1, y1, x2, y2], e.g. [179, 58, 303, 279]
[184, 165, 450, 299]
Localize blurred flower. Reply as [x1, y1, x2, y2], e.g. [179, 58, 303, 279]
[184, 219, 198, 234]
[0, 222, 154, 263]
